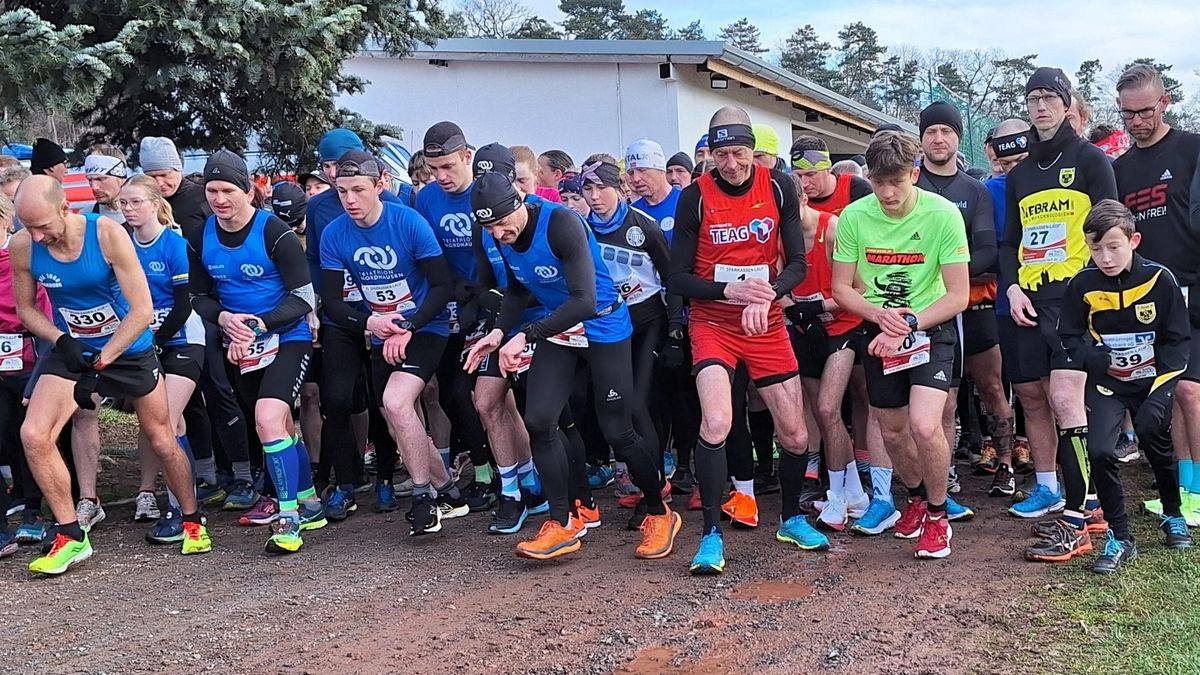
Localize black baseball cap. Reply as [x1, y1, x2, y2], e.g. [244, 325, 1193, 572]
[270, 182, 308, 227]
[336, 150, 383, 179]
[473, 143, 516, 183]
[423, 121, 468, 158]
[471, 171, 523, 225]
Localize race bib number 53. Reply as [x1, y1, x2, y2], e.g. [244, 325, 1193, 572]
[882, 331, 931, 375]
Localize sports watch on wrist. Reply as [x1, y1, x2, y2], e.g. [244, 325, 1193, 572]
[903, 314, 919, 332]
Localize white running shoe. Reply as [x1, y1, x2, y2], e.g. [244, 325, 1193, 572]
[134, 491, 161, 523]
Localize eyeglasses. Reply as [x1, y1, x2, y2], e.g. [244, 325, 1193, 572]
[1024, 94, 1062, 108]
[117, 197, 150, 209]
[1119, 101, 1162, 120]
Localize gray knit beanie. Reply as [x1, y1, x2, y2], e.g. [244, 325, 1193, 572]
[140, 136, 183, 172]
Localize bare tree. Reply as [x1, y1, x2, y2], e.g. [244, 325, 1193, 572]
[458, 0, 535, 38]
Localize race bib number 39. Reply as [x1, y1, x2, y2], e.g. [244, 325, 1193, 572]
[239, 334, 280, 374]
[1021, 222, 1068, 264]
[1103, 332, 1157, 381]
[60, 303, 120, 339]
[882, 331, 931, 375]
[0, 332, 24, 372]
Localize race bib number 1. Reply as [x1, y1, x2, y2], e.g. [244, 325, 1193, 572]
[1021, 222, 1068, 264]
[239, 334, 280, 374]
[714, 264, 770, 304]
[60, 303, 120, 339]
[882, 331, 931, 375]
[0, 332, 24, 372]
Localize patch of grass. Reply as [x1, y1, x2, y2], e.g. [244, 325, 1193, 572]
[1043, 494, 1200, 675]
[98, 404, 137, 427]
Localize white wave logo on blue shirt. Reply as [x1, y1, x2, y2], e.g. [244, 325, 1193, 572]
[149, 261, 167, 273]
[353, 245, 398, 270]
[534, 265, 558, 279]
[440, 213, 473, 239]
[240, 264, 265, 278]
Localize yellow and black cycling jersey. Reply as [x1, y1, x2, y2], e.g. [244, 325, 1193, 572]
[1000, 122, 1117, 302]
[1059, 253, 1191, 396]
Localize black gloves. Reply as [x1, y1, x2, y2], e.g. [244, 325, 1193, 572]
[1082, 343, 1112, 379]
[56, 335, 100, 374]
[783, 300, 824, 326]
[1134, 387, 1174, 439]
[476, 288, 504, 315]
[74, 372, 100, 410]
[660, 328, 686, 370]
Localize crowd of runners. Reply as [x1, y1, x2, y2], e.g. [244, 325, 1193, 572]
[0, 62, 1198, 578]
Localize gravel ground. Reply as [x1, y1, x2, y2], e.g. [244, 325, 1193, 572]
[0, 448, 1063, 675]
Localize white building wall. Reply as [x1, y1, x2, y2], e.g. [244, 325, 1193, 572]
[341, 55, 680, 164]
[672, 67, 796, 161]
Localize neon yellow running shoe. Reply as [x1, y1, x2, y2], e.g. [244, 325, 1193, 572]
[181, 521, 212, 555]
[265, 516, 303, 554]
[29, 533, 93, 575]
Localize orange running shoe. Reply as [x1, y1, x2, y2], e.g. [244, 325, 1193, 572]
[1085, 508, 1109, 534]
[635, 509, 682, 559]
[688, 484, 702, 511]
[575, 500, 602, 530]
[616, 480, 673, 508]
[516, 519, 583, 560]
[722, 491, 759, 528]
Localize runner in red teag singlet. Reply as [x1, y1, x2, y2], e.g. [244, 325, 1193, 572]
[670, 106, 828, 576]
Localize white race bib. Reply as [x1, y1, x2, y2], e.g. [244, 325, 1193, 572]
[714, 263, 770, 283]
[239, 334, 280, 374]
[882, 331, 931, 375]
[616, 275, 645, 304]
[362, 279, 415, 315]
[342, 271, 363, 303]
[150, 307, 171, 333]
[447, 301, 461, 335]
[0, 332, 24, 372]
[1103, 332, 1157, 381]
[547, 322, 588, 348]
[1021, 222, 1068, 264]
[60, 303, 120, 339]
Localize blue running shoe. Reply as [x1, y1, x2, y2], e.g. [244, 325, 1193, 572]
[851, 499, 900, 536]
[324, 486, 357, 521]
[663, 452, 677, 480]
[1161, 514, 1192, 549]
[195, 480, 227, 507]
[222, 480, 259, 511]
[946, 495, 975, 522]
[1008, 484, 1065, 519]
[375, 481, 399, 513]
[523, 487, 549, 515]
[776, 515, 830, 551]
[587, 464, 615, 490]
[145, 510, 184, 544]
[299, 502, 328, 531]
[15, 512, 47, 544]
[689, 528, 726, 575]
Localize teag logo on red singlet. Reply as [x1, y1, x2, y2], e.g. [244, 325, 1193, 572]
[708, 217, 775, 245]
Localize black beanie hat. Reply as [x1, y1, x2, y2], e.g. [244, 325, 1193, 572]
[919, 101, 963, 138]
[1025, 67, 1073, 107]
[30, 138, 68, 174]
[203, 149, 252, 191]
[666, 152, 694, 173]
[471, 171, 522, 225]
[270, 182, 308, 227]
[473, 143, 517, 183]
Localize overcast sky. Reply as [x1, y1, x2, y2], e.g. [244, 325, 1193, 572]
[522, 0, 1200, 93]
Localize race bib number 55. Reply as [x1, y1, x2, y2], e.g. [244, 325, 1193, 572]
[239, 334, 280, 374]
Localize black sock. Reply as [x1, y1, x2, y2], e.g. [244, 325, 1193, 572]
[1057, 425, 1090, 516]
[60, 521, 85, 542]
[907, 482, 926, 500]
[927, 501, 947, 515]
[182, 511, 203, 524]
[696, 437, 728, 532]
[779, 451, 806, 520]
[749, 409, 775, 473]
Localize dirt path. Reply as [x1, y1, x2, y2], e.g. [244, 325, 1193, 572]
[1, 469, 1056, 675]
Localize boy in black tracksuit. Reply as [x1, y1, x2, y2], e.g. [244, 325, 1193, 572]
[1059, 200, 1192, 574]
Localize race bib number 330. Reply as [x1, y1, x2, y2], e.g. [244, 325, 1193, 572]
[60, 303, 120, 339]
